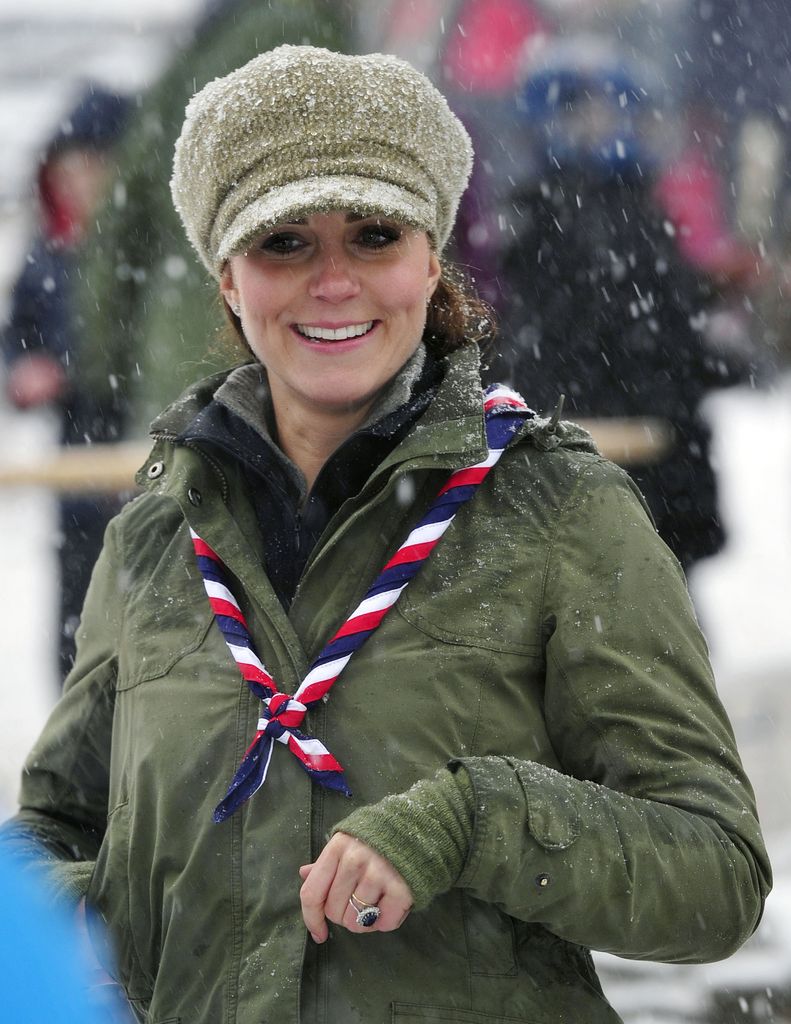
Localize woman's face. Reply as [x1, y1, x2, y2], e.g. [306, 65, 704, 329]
[220, 211, 441, 421]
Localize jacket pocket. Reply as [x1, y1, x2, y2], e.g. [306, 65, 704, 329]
[395, 528, 545, 656]
[462, 894, 518, 977]
[398, 597, 541, 657]
[117, 526, 213, 690]
[392, 1004, 541, 1023]
[86, 799, 154, 1003]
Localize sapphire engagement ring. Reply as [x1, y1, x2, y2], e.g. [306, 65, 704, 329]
[349, 892, 381, 927]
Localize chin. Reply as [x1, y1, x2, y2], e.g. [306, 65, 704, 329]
[313, 389, 379, 414]
[304, 374, 385, 412]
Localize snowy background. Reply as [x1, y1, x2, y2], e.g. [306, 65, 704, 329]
[0, 0, 205, 813]
[0, 2, 790, 1021]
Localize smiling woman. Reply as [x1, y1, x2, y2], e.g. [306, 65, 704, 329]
[0, 43, 771, 1024]
[219, 212, 441, 484]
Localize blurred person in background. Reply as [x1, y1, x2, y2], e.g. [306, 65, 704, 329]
[686, 0, 791, 374]
[74, 0, 356, 442]
[373, 0, 701, 307]
[488, 35, 752, 574]
[0, 83, 131, 681]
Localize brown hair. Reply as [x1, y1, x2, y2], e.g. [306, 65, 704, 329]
[423, 261, 496, 356]
[219, 258, 496, 359]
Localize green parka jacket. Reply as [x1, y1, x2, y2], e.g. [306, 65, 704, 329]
[2, 346, 770, 1023]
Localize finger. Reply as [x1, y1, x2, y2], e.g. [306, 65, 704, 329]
[322, 861, 369, 926]
[376, 894, 413, 933]
[344, 889, 412, 934]
[343, 888, 384, 932]
[308, 832, 415, 936]
[299, 849, 343, 943]
[316, 835, 376, 925]
[321, 833, 414, 932]
[298, 863, 314, 881]
[397, 905, 412, 927]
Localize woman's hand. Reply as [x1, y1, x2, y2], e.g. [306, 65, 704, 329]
[6, 353, 68, 409]
[299, 831, 413, 943]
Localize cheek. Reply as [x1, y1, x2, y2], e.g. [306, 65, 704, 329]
[232, 256, 295, 312]
[239, 274, 277, 313]
[377, 264, 431, 320]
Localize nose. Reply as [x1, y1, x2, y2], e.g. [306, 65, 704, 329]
[308, 249, 361, 303]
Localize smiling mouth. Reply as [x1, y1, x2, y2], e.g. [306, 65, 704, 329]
[294, 321, 376, 342]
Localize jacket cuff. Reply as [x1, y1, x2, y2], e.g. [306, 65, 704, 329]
[332, 766, 475, 910]
[41, 859, 95, 910]
[450, 756, 580, 896]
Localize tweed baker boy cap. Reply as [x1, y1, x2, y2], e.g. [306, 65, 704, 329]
[171, 44, 474, 279]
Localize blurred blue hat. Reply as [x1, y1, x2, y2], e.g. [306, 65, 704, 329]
[47, 82, 131, 158]
[515, 34, 661, 179]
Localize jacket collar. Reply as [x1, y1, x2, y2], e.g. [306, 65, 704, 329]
[371, 342, 489, 476]
[173, 345, 443, 505]
[147, 342, 489, 474]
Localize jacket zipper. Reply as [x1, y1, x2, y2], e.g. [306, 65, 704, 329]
[294, 509, 302, 556]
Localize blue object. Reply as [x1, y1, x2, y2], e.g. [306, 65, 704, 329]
[49, 82, 131, 156]
[515, 37, 659, 179]
[0, 853, 109, 1022]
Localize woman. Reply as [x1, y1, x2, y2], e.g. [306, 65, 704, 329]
[0, 46, 770, 1024]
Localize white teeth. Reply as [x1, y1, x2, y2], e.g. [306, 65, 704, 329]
[296, 321, 374, 341]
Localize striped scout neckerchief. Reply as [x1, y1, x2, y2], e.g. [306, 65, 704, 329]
[191, 384, 532, 822]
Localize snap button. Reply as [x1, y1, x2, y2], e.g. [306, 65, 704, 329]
[188, 487, 202, 506]
[535, 873, 551, 890]
[146, 461, 164, 480]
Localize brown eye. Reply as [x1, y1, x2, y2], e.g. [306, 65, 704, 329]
[356, 224, 402, 249]
[260, 232, 306, 255]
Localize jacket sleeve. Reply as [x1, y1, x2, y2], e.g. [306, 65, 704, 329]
[452, 457, 771, 963]
[0, 514, 125, 907]
[0, 242, 64, 366]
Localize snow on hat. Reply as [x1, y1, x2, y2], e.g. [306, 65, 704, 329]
[171, 45, 474, 280]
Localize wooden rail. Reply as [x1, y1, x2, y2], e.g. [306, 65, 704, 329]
[0, 419, 674, 493]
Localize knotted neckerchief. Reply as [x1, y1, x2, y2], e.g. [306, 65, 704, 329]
[192, 384, 532, 822]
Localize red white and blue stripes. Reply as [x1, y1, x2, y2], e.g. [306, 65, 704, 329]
[192, 384, 532, 822]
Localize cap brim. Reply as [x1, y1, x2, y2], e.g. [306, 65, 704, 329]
[216, 175, 435, 269]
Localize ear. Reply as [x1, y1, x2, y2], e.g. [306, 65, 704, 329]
[426, 250, 441, 300]
[219, 263, 239, 312]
